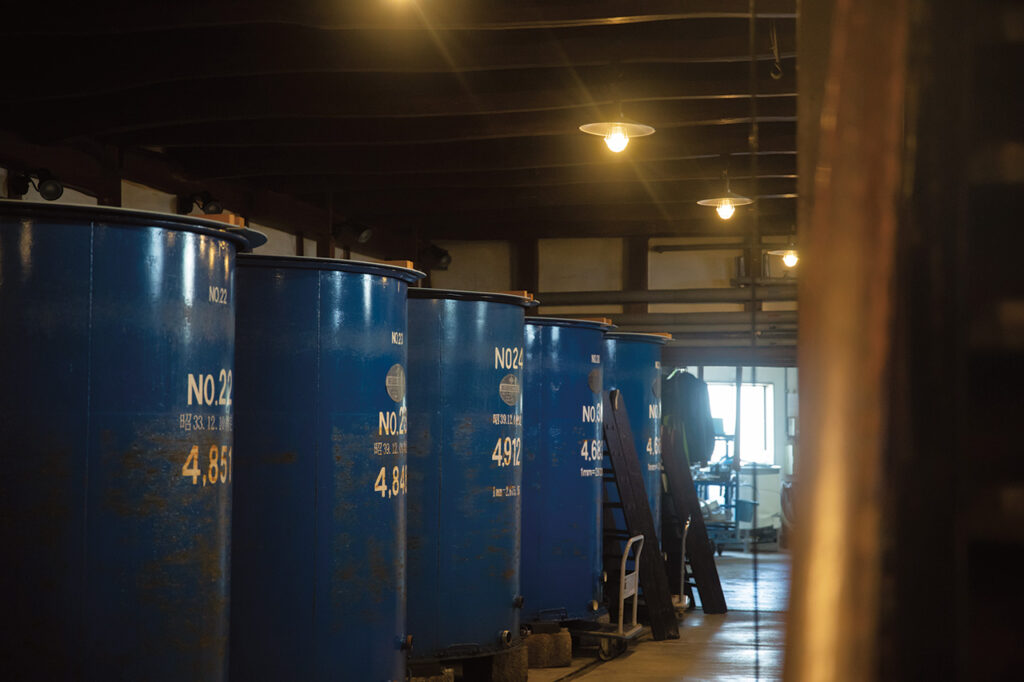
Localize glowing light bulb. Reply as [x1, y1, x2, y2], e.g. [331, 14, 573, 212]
[782, 251, 799, 268]
[716, 200, 735, 220]
[604, 126, 629, 153]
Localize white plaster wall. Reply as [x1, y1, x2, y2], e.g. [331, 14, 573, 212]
[303, 237, 317, 256]
[250, 222, 296, 257]
[431, 240, 511, 292]
[120, 181, 176, 213]
[537, 238, 624, 316]
[648, 237, 744, 313]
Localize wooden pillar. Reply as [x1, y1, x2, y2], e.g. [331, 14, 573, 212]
[316, 233, 335, 259]
[510, 239, 538, 293]
[784, 0, 909, 679]
[623, 236, 648, 316]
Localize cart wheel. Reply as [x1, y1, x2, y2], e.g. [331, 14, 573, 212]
[598, 639, 628, 661]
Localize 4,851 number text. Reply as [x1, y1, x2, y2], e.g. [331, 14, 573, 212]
[182, 444, 232, 486]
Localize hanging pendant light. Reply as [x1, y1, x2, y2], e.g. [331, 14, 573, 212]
[579, 101, 655, 154]
[767, 237, 800, 268]
[697, 170, 753, 219]
[579, 119, 655, 152]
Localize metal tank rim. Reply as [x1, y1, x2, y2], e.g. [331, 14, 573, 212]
[408, 287, 538, 308]
[604, 331, 671, 345]
[237, 253, 425, 284]
[525, 316, 613, 331]
[0, 199, 257, 249]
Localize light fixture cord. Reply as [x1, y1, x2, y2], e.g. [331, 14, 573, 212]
[748, 2, 762, 679]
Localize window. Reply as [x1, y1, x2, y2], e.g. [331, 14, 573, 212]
[707, 382, 775, 465]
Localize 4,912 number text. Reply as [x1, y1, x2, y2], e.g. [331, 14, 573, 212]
[182, 444, 232, 486]
[491, 437, 522, 467]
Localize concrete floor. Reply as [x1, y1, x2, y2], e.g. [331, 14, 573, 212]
[529, 551, 790, 681]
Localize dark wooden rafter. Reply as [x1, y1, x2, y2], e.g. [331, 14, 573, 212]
[6, 60, 796, 142]
[98, 97, 796, 148]
[371, 210, 796, 242]
[3, 20, 795, 103]
[162, 122, 794, 180]
[0, 1, 799, 247]
[340, 197, 794, 224]
[5, 1, 796, 35]
[245, 154, 797, 192]
[313, 177, 795, 214]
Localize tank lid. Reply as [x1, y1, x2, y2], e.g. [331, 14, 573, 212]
[604, 331, 671, 345]
[237, 253, 425, 283]
[408, 288, 538, 307]
[0, 199, 257, 249]
[525, 316, 614, 331]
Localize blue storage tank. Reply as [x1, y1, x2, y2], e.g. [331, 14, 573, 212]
[520, 317, 610, 623]
[231, 255, 423, 682]
[602, 332, 669, 539]
[0, 202, 246, 680]
[406, 289, 533, 660]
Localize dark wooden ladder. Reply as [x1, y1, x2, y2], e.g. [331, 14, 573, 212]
[660, 425, 728, 614]
[601, 389, 679, 640]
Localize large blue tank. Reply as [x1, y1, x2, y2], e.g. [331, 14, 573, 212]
[231, 255, 422, 682]
[406, 289, 533, 660]
[520, 317, 609, 623]
[602, 332, 668, 539]
[0, 201, 246, 680]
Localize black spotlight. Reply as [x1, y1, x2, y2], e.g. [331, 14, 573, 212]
[354, 225, 374, 244]
[198, 192, 223, 214]
[332, 221, 375, 246]
[419, 243, 452, 271]
[35, 170, 64, 201]
[7, 172, 31, 198]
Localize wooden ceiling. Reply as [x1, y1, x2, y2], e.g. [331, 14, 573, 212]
[1, 0, 797, 253]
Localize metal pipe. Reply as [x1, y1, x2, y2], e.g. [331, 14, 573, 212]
[650, 240, 790, 253]
[667, 338, 797, 348]
[617, 324, 797, 334]
[535, 286, 796, 306]
[607, 311, 797, 326]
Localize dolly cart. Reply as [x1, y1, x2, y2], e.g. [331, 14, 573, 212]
[572, 534, 648, 660]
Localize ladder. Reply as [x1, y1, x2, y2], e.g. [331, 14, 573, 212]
[601, 389, 680, 641]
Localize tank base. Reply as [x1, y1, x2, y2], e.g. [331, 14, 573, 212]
[524, 628, 572, 668]
[409, 640, 527, 682]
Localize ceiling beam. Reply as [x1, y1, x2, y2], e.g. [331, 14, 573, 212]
[12, 61, 796, 141]
[168, 123, 795, 179]
[0, 131, 352, 245]
[5, 20, 795, 101]
[8, 1, 797, 34]
[244, 154, 798, 192]
[325, 177, 796, 214]
[360, 197, 796, 222]
[367, 202, 796, 239]
[102, 97, 797, 148]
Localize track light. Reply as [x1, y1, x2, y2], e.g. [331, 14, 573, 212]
[197, 192, 223, 214]
[7, 169, 63, 201]
[35, 170, 64, 201]
[418, 243, 452, 271]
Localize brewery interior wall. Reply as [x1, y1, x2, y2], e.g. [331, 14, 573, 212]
[0, 166, 798, 322]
